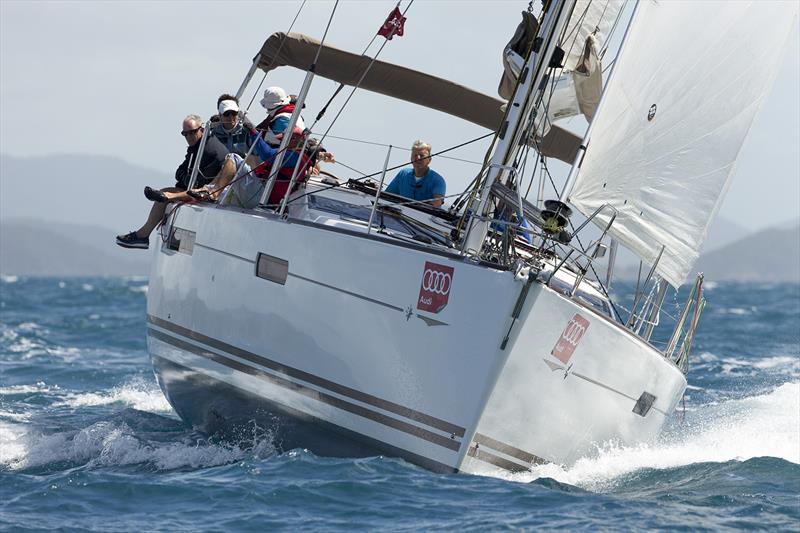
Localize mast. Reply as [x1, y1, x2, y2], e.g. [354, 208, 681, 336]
[463, 0, 577, 255]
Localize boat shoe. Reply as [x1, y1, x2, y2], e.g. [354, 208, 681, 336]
[116, 231, 149, 249]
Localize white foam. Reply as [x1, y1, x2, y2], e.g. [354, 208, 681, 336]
[1, 275, 19, 283]
[0, 381, 58, 395]
[4, 419, 276, 471]
[52, 379, 173, 413]
[8, 337, 46, 358]
[81, 284, 94, 291]
[58, 281, 66, 289]
[752, 355, 799, 371]
[722, 306, 757, 315]
[1, 327, 19, 342]
[721, 354, 799, 375]
[500, 382, 800, 491]
[0, 420, 29, 465]
[129, 285, 148, 294]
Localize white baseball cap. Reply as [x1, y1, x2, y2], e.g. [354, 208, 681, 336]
[218, 99, 239, 115]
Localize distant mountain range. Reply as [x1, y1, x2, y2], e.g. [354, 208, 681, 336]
[694, 221, 800, 282]
[1, 219, 150, 277]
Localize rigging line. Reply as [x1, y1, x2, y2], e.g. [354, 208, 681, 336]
[286, 130, 492, 205]
[332, 159, 369, 177]
[274, 0, 340, 195]
[244, 0, 308, 114]
[314, 0, 340, 64]
[452, 0, 550, 223]
[540, 155, 623, 322]
[599, 0, 627, 60]
[561, 0, 592, 63]
[315, 133, 486, 165]
[312, 0, 395, 128]
[306, 0, 415, 162]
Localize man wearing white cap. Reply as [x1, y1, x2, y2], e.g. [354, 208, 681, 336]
[256, 86, 306, 146]
[211, 95, 254, 157]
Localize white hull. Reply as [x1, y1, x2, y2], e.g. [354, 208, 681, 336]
[146, 194, 686, 474]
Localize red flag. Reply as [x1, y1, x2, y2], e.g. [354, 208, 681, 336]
[377, 6, 406, 40]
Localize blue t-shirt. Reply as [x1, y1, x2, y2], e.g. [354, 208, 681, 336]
[384, 168, 446, 203]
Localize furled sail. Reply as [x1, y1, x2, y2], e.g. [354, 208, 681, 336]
[562, 0, 623, 71]
[567, 0, 798, 287]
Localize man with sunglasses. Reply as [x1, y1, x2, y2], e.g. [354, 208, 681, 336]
[115, 114, 229, 249]
[210, 95, 255, 157]
[385, 140, 446, 208]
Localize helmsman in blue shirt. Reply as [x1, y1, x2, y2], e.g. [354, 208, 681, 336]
[385, 140, 446, 208]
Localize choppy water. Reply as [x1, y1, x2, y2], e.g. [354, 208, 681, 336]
[1, 276, 798, 531]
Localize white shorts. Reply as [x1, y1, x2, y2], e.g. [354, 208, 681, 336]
[218, 154, 264, 209]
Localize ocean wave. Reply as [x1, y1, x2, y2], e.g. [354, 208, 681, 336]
[0, 420, 29, 465]
[501, 382, 800, 491]
[1, 275, 19, 283]
[720, 354, 799, 375]
[3, 419, 277, 472]
[0, 381, 59, 396]
[51, 379, 173, 413]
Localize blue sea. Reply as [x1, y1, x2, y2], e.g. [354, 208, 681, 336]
[1, 276, 798, 531]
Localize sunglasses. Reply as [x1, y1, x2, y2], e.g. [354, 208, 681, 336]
[181, 127, 201, 137]
[222, 110, 238, 117]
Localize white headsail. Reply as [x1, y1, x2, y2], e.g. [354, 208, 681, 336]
[566, 0, 798, 287]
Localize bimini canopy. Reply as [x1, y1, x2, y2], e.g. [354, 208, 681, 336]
[254, 32, 581, 162]
[257, 32, 504, 130]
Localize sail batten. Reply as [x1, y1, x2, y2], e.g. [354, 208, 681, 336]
[567, 0, 798, 287]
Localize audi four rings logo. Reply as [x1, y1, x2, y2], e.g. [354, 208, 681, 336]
[417, 261, 455, 314]
[551, 314, 590, 364]
[561, 320, 586, 346]
[422, 269, 452, 295]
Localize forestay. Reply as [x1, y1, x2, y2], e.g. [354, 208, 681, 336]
[567, 0, 798, 287]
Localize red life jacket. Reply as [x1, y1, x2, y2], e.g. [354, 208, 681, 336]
[255, 104, 296, 137]
[253, 150, 312, 204]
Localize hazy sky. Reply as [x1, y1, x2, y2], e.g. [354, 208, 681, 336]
[1, 0, 798, 231]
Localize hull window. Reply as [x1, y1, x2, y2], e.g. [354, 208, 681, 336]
[632, 391, 656, 417]
[166, 227, 196, 255]
[256, 253, 289, 285]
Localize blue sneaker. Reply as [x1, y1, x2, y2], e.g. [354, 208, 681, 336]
[116, 231, 149, 249]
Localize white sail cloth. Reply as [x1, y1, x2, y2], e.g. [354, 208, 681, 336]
[567, 0, 798, 287]
[562, 0, 623, 71]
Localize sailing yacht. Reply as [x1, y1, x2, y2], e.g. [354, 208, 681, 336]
[145, 0, 797, 474]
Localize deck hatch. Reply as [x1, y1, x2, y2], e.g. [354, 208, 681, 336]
[256, 253, 289, 285]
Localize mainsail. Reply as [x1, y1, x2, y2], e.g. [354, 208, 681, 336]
[567, 0, 798, 287]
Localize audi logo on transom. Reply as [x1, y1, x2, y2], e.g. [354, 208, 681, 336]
[417, 261, 455, 314]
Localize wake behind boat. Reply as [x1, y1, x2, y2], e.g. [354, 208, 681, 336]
[143, 0, 797, 474]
